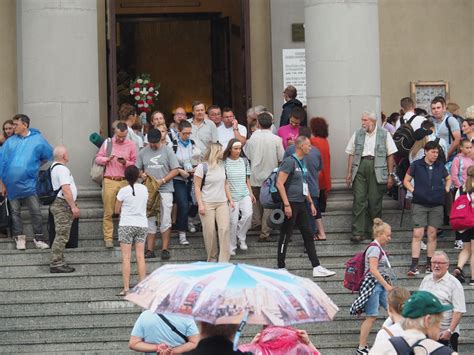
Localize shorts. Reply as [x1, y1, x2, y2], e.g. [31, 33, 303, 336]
[118, 226, 147, 244]
[411, 203, 443, 229]
[159, 192, 173, 233]
[365, 282, 387, 316]
[460, 228, 474, 243]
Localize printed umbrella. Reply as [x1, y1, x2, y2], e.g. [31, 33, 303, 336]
[125, 262, 339, 326]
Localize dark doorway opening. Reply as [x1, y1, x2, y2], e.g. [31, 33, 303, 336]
[107, 0, 250, 131]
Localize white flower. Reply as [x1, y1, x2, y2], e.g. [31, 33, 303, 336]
[134, 87, 139, 92]
[129, 90, 134, 95]
[138, 103, 143, 108]
[155, 91, 159, 96]
[135, 95, 140, 100]
[144, 80, 149, 84]
[144, 103, 149, 108]
[148, 87, 154, 92]
[137, 79, 143, 84]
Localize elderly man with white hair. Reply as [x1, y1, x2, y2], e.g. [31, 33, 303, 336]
[345, 111, 397, 242]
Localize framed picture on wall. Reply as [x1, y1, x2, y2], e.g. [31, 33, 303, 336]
[410, 81, 449, 114]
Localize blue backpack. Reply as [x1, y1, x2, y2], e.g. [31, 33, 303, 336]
[37, 163, 63, 205]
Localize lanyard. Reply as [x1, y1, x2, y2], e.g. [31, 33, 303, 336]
[291, 154, 307, 180]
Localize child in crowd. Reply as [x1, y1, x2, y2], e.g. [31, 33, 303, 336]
[115, 165, 148, 296]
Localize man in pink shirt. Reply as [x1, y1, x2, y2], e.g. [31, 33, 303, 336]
[277, 107, 305, 149]
[95, 122, 137, 248]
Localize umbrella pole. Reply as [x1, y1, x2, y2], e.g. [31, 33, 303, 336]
[233, 310, 249, 351]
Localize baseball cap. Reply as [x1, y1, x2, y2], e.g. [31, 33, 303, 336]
[147, 128, 162, 143]
[414, 128, 432, 141]
[402, 291, 452, 319]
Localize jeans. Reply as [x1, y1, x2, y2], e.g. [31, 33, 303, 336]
[365, 282, 387, 316]
[277, 201, 320, 269]
[173, 179, 192, 232]
[10, 195, 45, 240]
[229, 195, 253, 251]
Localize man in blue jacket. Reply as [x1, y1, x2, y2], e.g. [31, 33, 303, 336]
[0, 114, 53, 250]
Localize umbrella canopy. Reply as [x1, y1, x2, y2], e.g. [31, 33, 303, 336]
[125, 262, 339, 326]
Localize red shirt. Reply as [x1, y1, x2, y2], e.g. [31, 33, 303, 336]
[310, 137, 331, 191]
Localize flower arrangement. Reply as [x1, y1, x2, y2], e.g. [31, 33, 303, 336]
[129, 74, 160, 113]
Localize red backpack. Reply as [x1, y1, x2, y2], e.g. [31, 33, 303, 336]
[343, 242, 382, 292]
[450, 192, 474, 231]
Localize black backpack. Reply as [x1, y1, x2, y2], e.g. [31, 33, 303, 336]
[171, 138, 195, 154]
[37, 163, 63, 205]
[393, 114, 417, 157]
[389, 336, 454, 355]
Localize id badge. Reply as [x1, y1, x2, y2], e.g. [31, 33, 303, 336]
[303, 182, 309, 196]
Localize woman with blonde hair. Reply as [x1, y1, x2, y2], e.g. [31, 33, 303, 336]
[352, 218, 393, 354]
[453, 165, 474, 286]
[194, 143, 233, 262]
[374, 287, 411, 342]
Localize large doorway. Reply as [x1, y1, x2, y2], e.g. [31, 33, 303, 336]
[107, 0, 251, 128]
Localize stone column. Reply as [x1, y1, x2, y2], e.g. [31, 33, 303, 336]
[17, 0, 102, 187]
[304, 0, 381, 179]
[0, 0, 17, 119]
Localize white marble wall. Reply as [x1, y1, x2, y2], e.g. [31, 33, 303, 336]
[304, 0, 381, 179]
[17, 0, 101, 187]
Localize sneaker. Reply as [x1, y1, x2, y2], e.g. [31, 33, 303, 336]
[161, 249, 170, 260]
[15, 235, 26, 250]
[469, 280, 474, 286]
[179, 233, 190, 245]
[33, 239, 50, 249]
[420, 240, 427, 251]
[425, 264, 432, 274]
[407, 267, 419, 277]
[230, 249, 236, 256]
[104, 240, 114, 248]
[239, 241, 248, 251]
[145, 250, 156, 259]
[50, 265, 75, 273]
[278, 268, 288, 272]
[355, 346, 369, 354]
[452, 267, 466, 283]
[313, 265, 336, 277]
[454, 240, 464, 250]
[187, 223, 197, 233]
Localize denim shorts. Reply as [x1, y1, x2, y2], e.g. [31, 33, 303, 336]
[365, 282, 387, 316]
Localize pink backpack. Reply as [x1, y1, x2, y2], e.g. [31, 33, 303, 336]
[450, 193, 474, 231]
[343, 242, 382, 292]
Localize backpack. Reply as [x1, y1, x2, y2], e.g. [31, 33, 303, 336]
[259, 156, 299, 210]
[343, 242, 383, 292]
[449, 190, 474, 231]
[393, 114, 417, 157]
[171, 138, 195, 154]
[37, 163, 63, 205]
[389, 336, 454, 355]
[190, 162, 208, 205]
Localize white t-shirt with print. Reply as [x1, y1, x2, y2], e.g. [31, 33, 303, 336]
[116, 183, 148, 227]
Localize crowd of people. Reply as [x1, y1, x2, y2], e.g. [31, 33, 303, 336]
[1, 84, 473, 354]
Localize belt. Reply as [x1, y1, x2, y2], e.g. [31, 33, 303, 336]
[104, 176, 125, 181]
[361, 156, 375, 160]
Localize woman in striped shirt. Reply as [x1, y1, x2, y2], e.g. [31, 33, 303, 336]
[223, 139, 256, 255]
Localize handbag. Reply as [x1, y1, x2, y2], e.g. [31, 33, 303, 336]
[90, 138, 112, 185]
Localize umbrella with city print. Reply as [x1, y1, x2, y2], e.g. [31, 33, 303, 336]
[125, 262, 339, 326]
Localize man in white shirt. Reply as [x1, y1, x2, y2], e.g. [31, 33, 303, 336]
[244, 112, 284, 242]
[49, 145, 80, 273]
[188, 101, 218, 154]
[419, 250, 466, 352]
[217, 107, 247, 148]
[397, 97, 426, 131]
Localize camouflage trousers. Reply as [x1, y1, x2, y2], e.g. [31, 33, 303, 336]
[50, 198, 73, 267]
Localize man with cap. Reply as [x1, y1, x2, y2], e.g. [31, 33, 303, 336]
[136, 128, 180, 260]
[419, 251, 466, 351]
[370, 290, 457, 354]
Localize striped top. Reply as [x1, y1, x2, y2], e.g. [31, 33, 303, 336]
[225, 157, 250, 201]
[419, 272, 466, 333]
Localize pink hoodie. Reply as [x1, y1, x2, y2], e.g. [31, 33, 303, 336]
[450, 153, 474, 188]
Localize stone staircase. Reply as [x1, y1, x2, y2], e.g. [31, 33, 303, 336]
[0, 184, 473, 354]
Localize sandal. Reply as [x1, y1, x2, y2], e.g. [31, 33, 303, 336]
[118, 289, 129, 296]
[313, 234, 327, 241]
[453, 267, 465, 284]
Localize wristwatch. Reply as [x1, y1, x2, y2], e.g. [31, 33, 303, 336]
[447, 328, 453, 335]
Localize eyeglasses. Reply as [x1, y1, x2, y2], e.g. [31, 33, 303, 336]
[430, 261, 448, 265]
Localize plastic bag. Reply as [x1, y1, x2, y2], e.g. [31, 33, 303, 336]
[239, 326, 320, 355]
